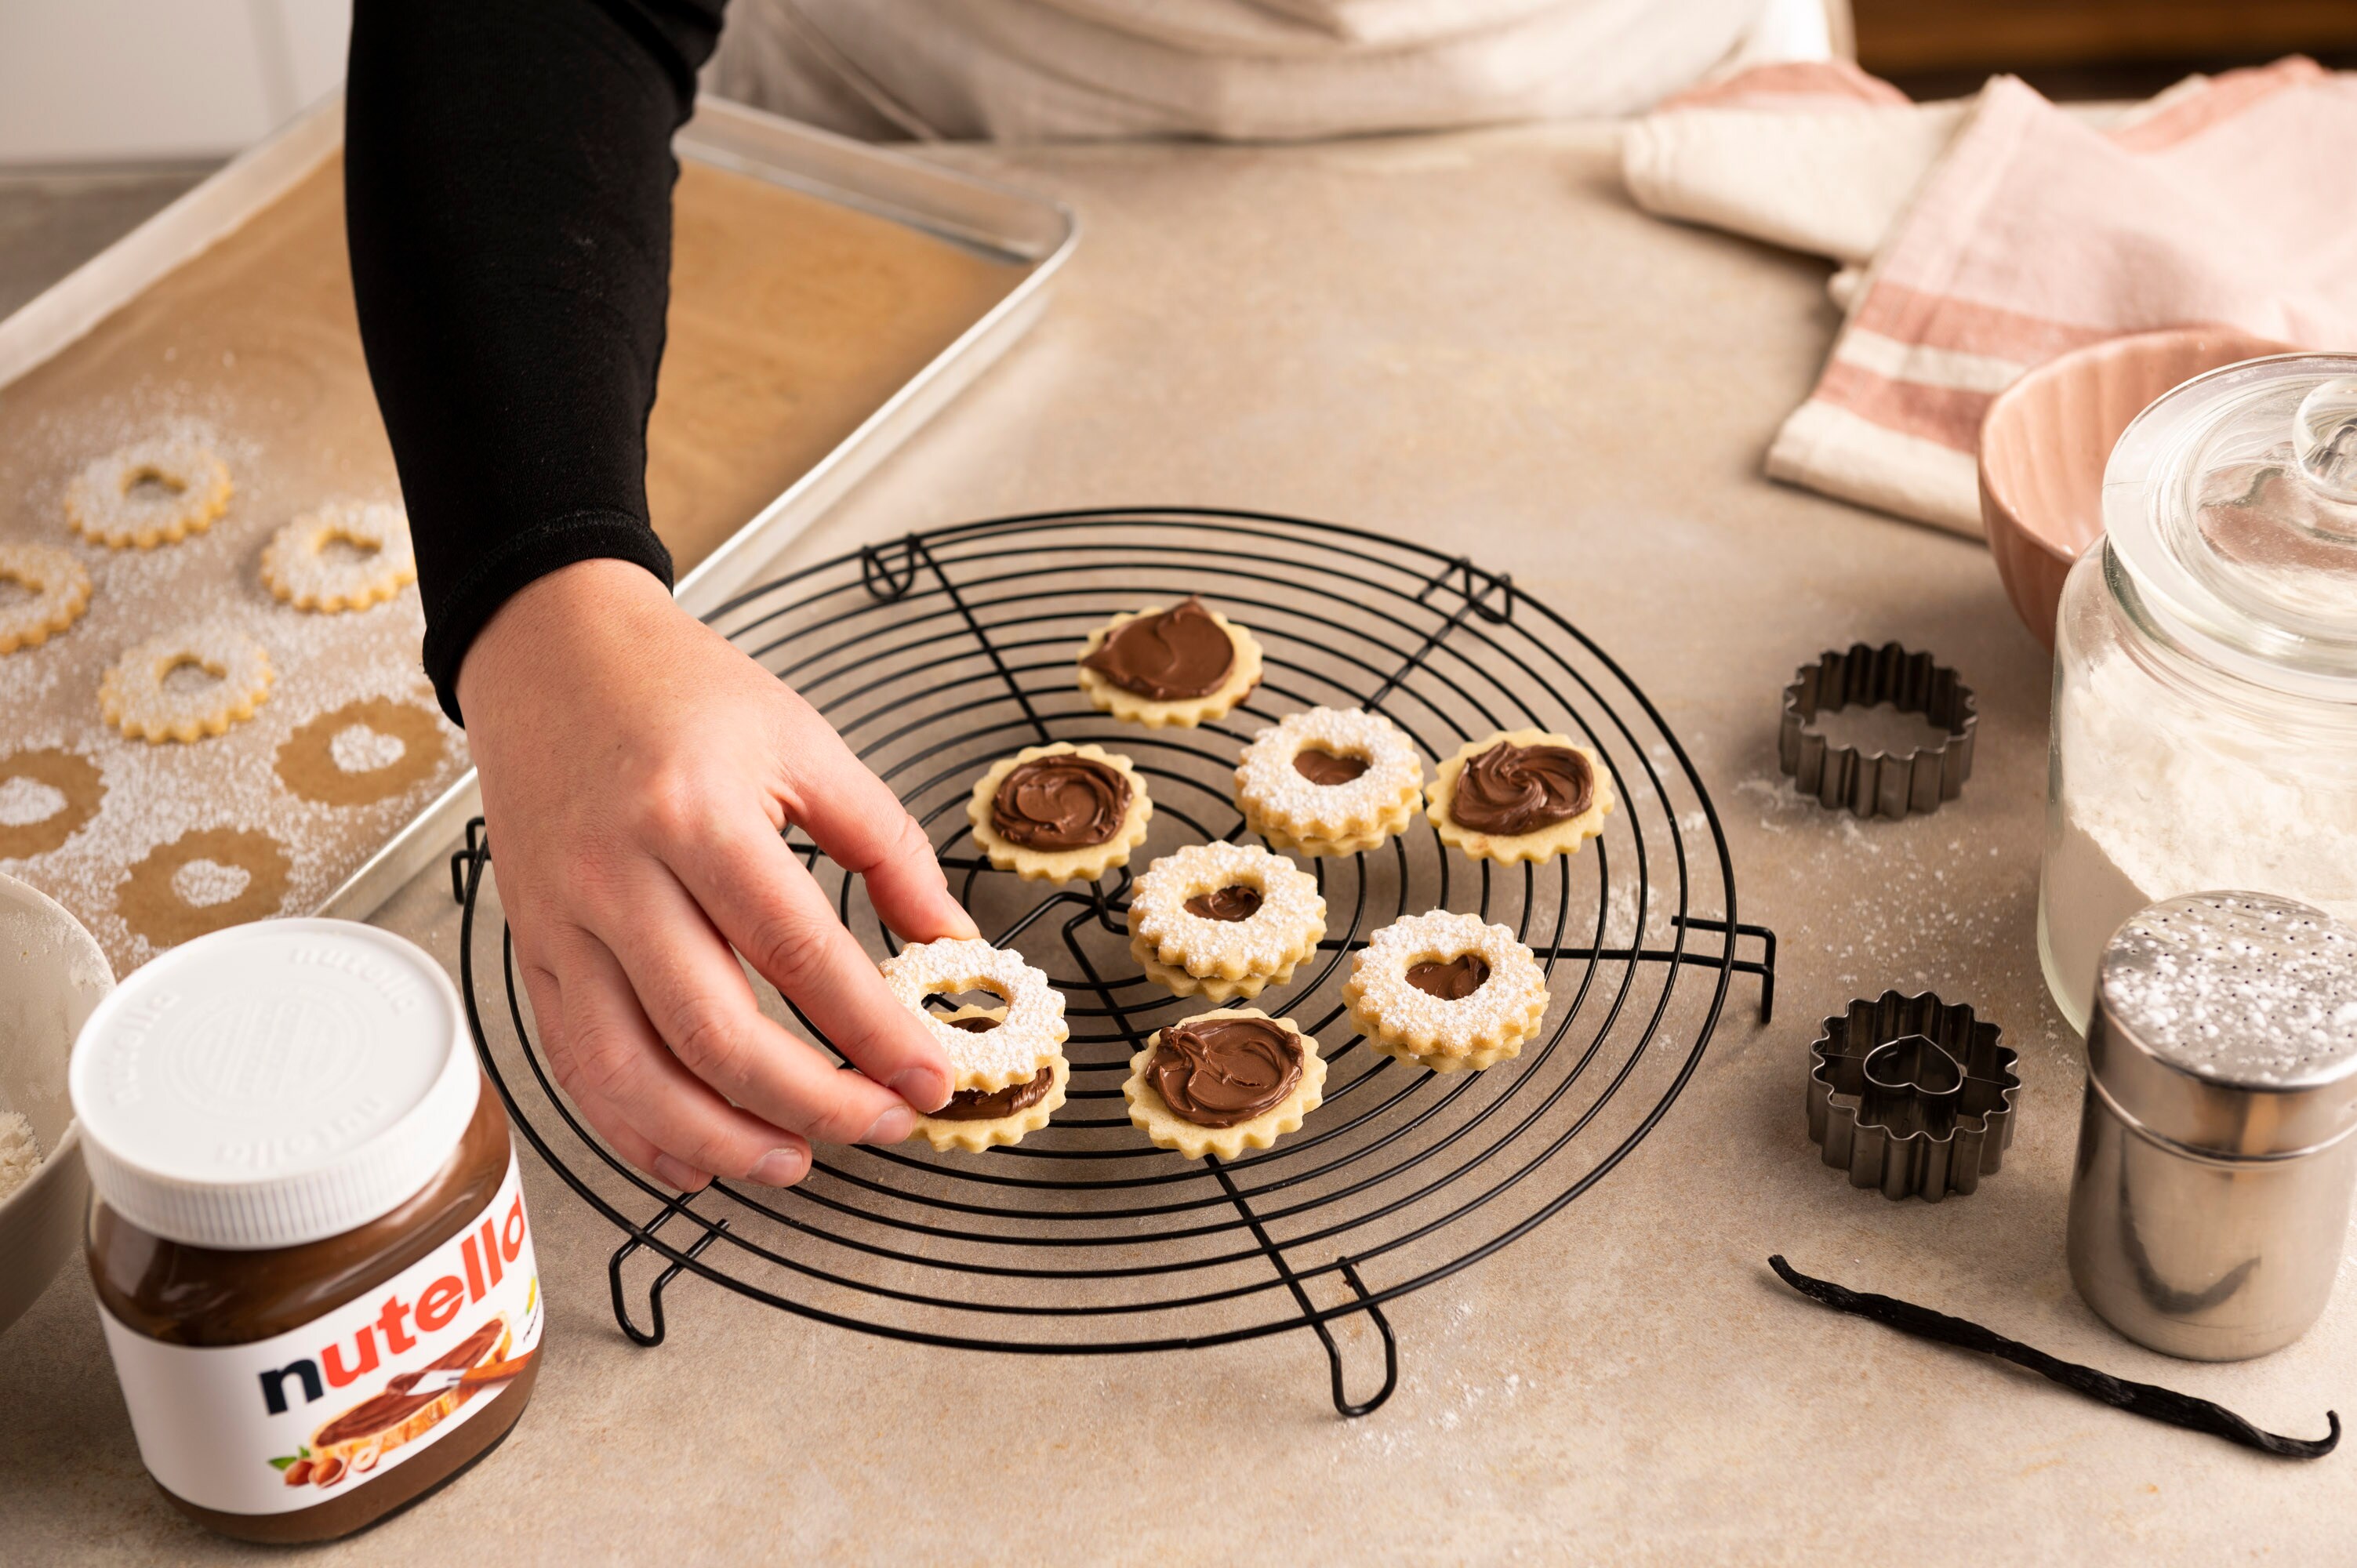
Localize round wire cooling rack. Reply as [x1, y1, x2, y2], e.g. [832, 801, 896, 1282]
[452, 507, 1776, 1417]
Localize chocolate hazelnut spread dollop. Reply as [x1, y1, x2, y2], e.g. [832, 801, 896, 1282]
[1081, 597, 1235, 700]
[1151, 1017, 1303, 1128]
[1183, 884, 1264, 921]
[1405, 954, 1491, 1000]
[1291, 747, 1370, 786]
[928, 1063, 1058, 1121]
[990, 754, 1131, 850]
[1449, 742, 1593, 835]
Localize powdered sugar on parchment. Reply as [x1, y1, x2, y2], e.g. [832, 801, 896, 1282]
[0, 405, 463, 976]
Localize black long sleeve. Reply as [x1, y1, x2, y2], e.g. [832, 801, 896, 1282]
[345, 0, 726, 724]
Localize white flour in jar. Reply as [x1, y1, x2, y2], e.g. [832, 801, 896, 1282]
[0, 1112, 41, 1203]
[2043, 652, 2357, 1025]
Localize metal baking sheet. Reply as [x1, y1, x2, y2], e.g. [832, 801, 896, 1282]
[0, 96, 1073, 957]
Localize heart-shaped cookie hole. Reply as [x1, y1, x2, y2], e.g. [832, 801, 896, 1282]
[0, 774, 66, 827]
[329, 723, 407, 774]
[172, 858, 253, 909]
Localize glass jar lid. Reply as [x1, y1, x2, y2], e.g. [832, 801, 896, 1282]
[2103, 353, 2357, 697]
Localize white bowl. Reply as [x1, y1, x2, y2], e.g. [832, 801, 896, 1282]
[0, 872, 113, 1336]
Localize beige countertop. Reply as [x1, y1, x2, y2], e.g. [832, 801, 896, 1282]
[5, 127, 2349, 1565]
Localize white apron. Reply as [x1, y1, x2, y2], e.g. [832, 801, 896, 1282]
[704, 0, 1830, 142]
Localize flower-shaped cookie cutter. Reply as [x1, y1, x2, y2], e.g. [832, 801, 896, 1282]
[1779, 643, 1976, 819]
[1806, 990, 2017, 1202]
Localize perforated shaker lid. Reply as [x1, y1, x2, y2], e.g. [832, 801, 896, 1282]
[2103, 354, 2357, 698]
[2089, 892, 2357, 1156]
[69, 920, 475, 1250]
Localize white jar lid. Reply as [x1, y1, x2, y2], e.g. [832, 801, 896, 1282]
[69, 920, 477, 1250]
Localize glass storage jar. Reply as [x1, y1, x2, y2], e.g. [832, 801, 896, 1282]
[2039, 355, 2357, 1033]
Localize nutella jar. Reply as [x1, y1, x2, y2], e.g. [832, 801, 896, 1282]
[69, 920, 543, 1544]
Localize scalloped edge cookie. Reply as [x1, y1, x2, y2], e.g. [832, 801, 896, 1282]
[65, 437, 232, 548]
[1426, 728, 1614, 866]
[879, 937, 1068, 1092]
[1129, 938, 1306, 1002]
[1075, 603, 1263, 728]
[0, 543, 92, 652]
[98, 624, 272, 743]
[1128, 841, 1326, 984]
[1123, 1007, 1327, 1160]
[906, 1007, 1070, 1152]
[967, 742, 1153, 883]
[261, 500, 417, 612]
[1342, 909, 1552, 1061]
[1234, 707, 1424, 858]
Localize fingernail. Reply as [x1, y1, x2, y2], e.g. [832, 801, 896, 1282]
[944, 902, 980, 939]
[653, 1154, 710, 1192]
[888, 1067, 950, 1113]
[748, 1148, 808, 1186]
[862, 1105, 917, 1144]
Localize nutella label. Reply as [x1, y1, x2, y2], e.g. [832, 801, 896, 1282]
[97, 1156, 542, 1517]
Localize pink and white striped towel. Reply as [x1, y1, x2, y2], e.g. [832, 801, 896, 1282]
[1626, 57, 2357, 535]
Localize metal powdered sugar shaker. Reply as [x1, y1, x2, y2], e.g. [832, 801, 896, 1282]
[2068, 892, 2357, 1360]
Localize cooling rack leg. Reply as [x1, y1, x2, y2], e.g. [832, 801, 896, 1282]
[1317, 1258, 1400, 1418]
[608, 1194, 729, 1348]
[1210, 1161, 1400, 1418]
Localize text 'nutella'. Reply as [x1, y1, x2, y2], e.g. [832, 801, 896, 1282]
[71, 920, 543, 1544]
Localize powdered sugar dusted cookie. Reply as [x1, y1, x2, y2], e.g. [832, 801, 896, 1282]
[1235, 706, 1422, 857]
[98, 623, 272, 743]
[1123, 1007, 1326, 1160]
[260, 500, 416, 612]
[0, 543, 91, 652]
[879, 937, 1068, 1092]
[1127, 840, 1325, 1001]
[1427, 728, 1613, 866]
[1076, 597, 1262, 728]
[1343, 909, 1550, 1067]
[967, 742, 1152, 884]
[906, 1006, 1070, 1152]
[65, 437, 232, 548]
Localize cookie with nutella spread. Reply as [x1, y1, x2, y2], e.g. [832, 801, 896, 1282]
[1426, 728, 1614, 866]
[879, 937, 1069, 1092]
[1123, 1007, 1327, 1160]
[1343, 909, 1550, 1068]
[906, 1007, 1070, 1152]
[1076, 597, 1263, 728]
[1234, 706, 1423, 857]
[967, 742, 1153, 883]
[1126, 840, 1327, 1001]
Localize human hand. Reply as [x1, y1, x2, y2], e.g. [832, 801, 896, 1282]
[457, 558, 975, 1192]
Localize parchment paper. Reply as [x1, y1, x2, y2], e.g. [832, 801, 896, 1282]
[0, 153, 1022, 975]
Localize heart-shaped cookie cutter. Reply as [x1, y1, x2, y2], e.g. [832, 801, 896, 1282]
[1807, 990, 2017, 1201]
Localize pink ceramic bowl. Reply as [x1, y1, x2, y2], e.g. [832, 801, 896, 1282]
[1977, 328, 2295, 651]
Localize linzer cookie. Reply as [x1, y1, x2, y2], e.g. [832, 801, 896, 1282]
[1124, 1007, 1327, 1160]
[65, 436, 232, 548]
[1428, 728, 1612, 865]
[99, 624, 273, 743]
[1345, 909, 1551, 1072]
[967, 741, 1152, 883]
[260, 501, 416, 612]
[1076, 597, 1262, 728]
[1235, 706, 1422, 857]
[1127, 840, 1327, 1001]
[879, 937, 1068, 1093]
[0, 543, 92, 652]
[906, 1006, 1070, 1152]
